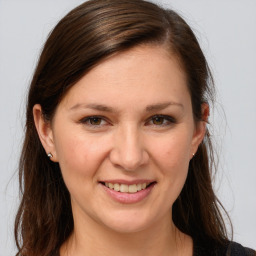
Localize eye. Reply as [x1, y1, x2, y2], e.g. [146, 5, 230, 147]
[88, 117, 103, 125]
[152, 116, 165, 125]
[146, 115, 176, 127]
[79, 116, 108, 127]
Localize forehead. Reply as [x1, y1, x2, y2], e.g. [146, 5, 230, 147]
[59, 44, 190, 111]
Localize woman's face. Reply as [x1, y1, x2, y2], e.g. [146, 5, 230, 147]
[35, 45, 206, 233]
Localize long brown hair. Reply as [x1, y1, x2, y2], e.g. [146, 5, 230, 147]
[15, 0, 231, 255]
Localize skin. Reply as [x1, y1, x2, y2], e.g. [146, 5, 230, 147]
[34, 45, 208, 256]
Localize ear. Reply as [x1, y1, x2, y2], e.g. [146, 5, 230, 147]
[33, 104, 58, 162]
[190, 103, 209, 158]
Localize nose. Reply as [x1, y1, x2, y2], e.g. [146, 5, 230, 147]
[109, 125, 149, 171]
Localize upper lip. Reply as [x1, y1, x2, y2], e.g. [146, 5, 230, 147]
[99, 179, 156, 185]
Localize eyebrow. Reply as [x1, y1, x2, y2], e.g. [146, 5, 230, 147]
[145, 102, 183, 111]
[69, 101, 183, 112]
[69, 103, 115, 112]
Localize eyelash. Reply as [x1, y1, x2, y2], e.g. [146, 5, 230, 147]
[79, 115, 176, 128]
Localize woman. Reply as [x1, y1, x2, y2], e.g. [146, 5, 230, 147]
[14, 0, 255, 255]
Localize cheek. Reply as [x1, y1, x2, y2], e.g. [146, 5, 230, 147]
[149, 130, 192, 198]
[150, 130, 192, 170]
[54, 131, 110, 180]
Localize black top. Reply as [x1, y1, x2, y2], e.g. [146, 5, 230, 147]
[193, 240, 255, 256]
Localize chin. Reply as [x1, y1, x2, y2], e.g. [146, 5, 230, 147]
[106, 221, 149, 234]
[98, 210, 157, 234]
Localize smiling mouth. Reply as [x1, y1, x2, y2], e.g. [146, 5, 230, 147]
[101, 182, 156, 193]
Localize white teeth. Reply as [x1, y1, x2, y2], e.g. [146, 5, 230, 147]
[120, 184, 128, 193]
[114, 184, 119, 191]
[128, 184, 137, 193]
[104, 182, 150, 193]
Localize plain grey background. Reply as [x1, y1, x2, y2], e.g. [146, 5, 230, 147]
[0, 0, 255, 255]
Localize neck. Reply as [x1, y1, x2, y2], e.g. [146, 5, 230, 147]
[60, 210, 193, 256]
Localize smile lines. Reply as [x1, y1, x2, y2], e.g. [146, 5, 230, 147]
[104, 182, 149, 193]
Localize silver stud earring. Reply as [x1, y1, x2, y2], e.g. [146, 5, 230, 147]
[47, 152, 53, 158]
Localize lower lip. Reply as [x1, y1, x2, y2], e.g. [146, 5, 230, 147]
[100, 183, 156, 204]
